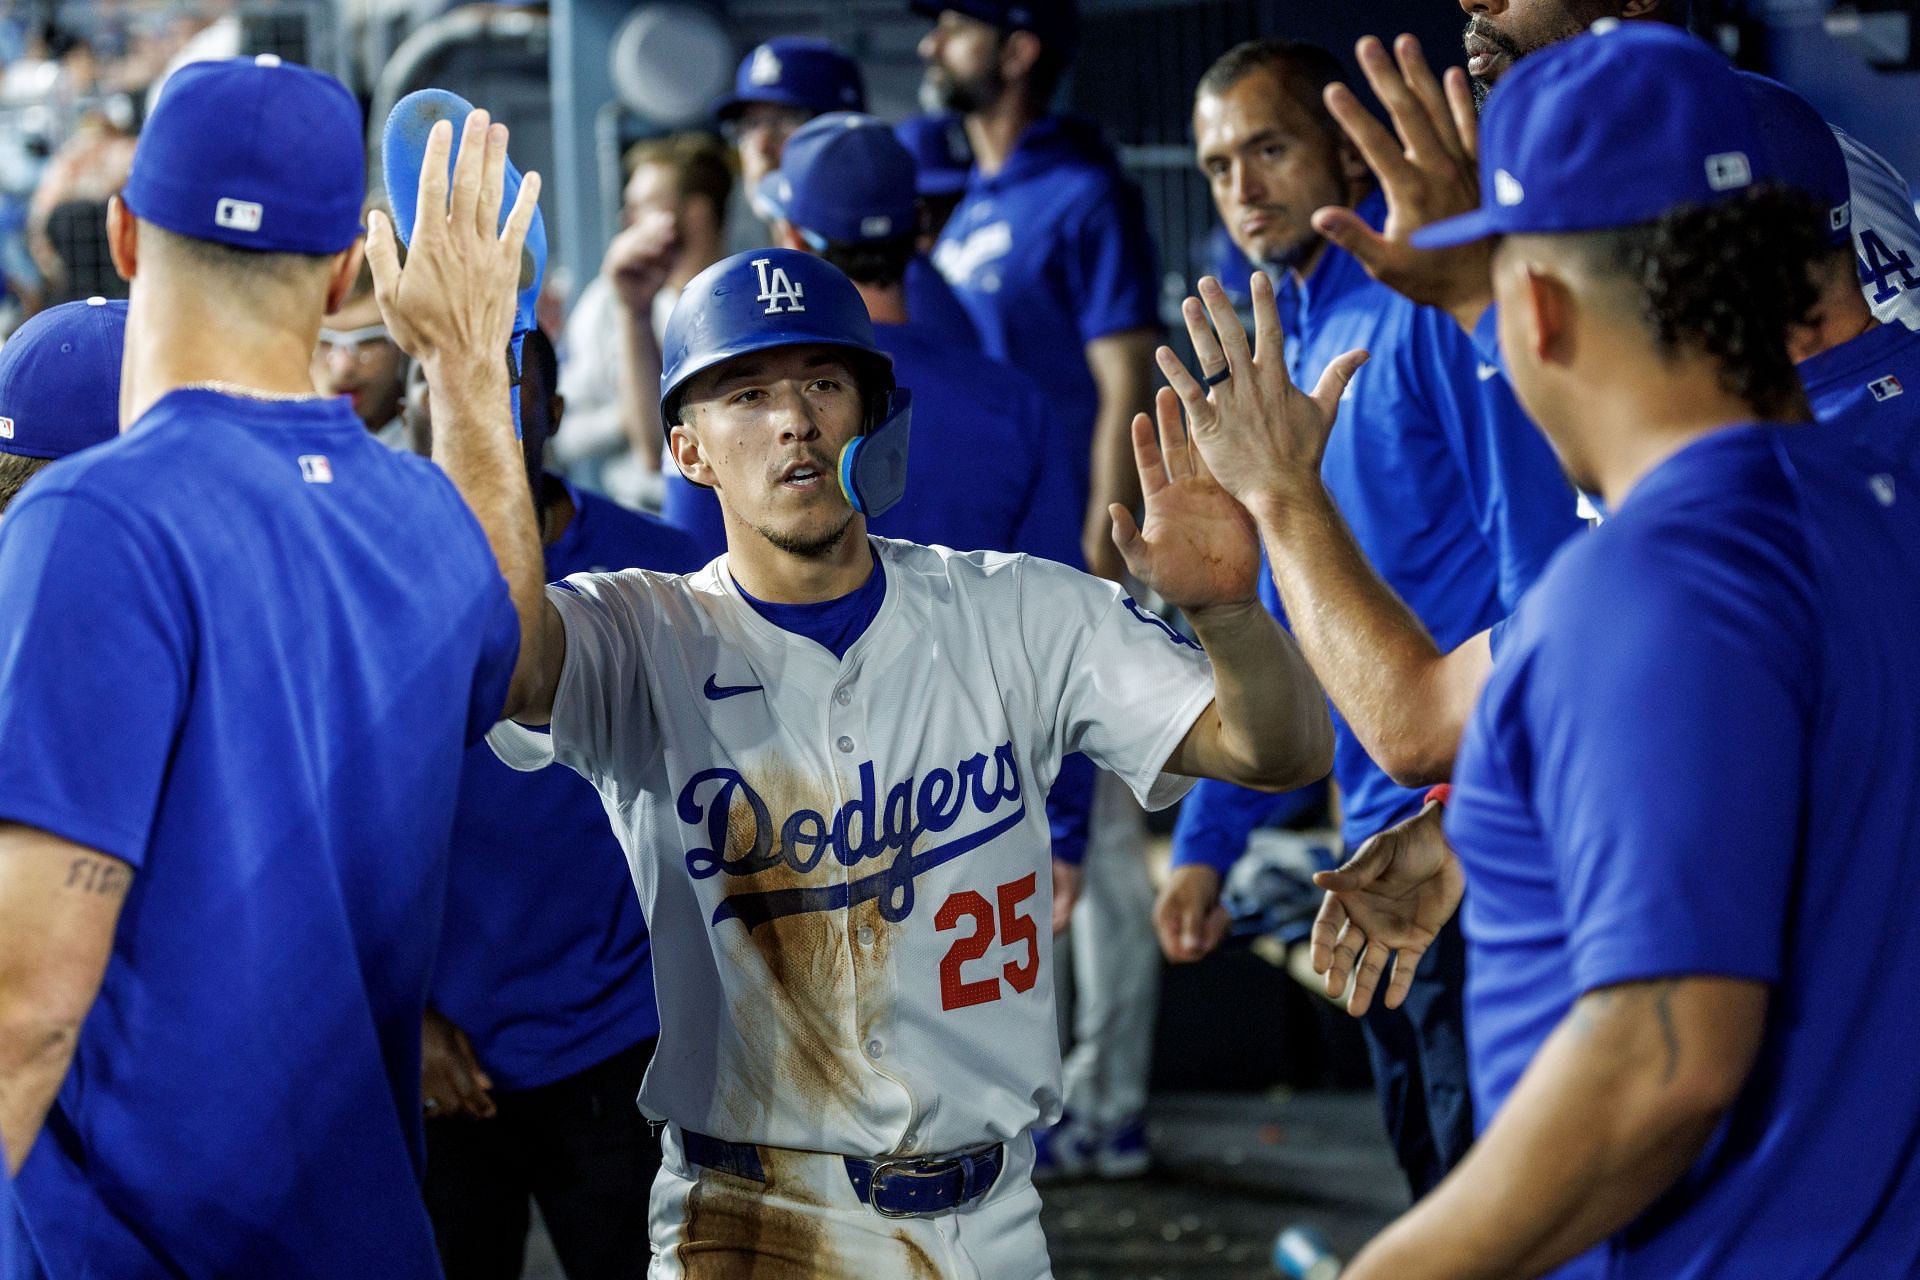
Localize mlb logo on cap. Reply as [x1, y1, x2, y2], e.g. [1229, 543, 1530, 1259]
[1870, 374, 1904, 402]
[1705, 152, 1753, 192]
[216, 198, 264, 233]
[0, 417, 13, 441]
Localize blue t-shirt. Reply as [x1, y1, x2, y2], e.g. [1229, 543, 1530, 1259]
[1447, 423, 1920, 1279]
[904, 252, 983, 353]
[1262, 194, 1578, 849]
[432, 483, 699, 1092]
[0, 390, 518, 1278]
[932, 115, 1161, 451]
[737, 551, 888, 660]
[1799, 317, 1920, 436]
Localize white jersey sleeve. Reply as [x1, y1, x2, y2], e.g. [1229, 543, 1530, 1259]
[1838, 125, 1920, 332]
[1013, 556, 1217, 811]
[486, 572, 662, 799]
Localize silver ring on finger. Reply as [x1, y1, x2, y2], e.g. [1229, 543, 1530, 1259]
[1203, 367, 1232, 387]
[423, 1097, 441, 1114]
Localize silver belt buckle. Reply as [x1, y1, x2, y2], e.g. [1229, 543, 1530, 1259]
[865, 1156, 948, 1220]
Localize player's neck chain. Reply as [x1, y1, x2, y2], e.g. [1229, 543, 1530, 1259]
[176, 379, 327, 403]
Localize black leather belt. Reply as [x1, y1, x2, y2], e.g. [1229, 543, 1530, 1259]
[681, 1129, 1006, 1219]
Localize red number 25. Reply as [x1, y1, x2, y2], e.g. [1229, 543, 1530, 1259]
[934, 873, 1039, 1011]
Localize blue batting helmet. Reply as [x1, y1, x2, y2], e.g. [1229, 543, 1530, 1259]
[660, 248, 914, 516]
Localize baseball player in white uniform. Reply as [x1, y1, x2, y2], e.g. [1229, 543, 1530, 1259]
[393, 218, 1340, 1273]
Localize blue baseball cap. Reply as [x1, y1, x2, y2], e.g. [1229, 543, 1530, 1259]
[1414, 23, 1763, 248]
[123, 56, 364, 255]
[894, 114, 973, 198]
[715, 38, 866, 122]
[760, 113, 919, 246]
[1737, 72, 1851, 245]
[0, 297, 126, 460]
[909, 0, 1078, 54]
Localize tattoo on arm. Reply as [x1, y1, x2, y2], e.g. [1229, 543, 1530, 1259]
[64, 856, 131, 899]
[1571, 980, 1683, 1085]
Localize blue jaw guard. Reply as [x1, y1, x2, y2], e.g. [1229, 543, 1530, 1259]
[837, 388, 912, 518]
[381, 88, 547, 438]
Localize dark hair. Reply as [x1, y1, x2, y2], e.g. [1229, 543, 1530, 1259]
[519, 327, 560, 518]
[1196, 39, 1346, 134]
[0, 453, 53, 514]
[820, 234, 917, 289]
[1574, 184, 1824, 418]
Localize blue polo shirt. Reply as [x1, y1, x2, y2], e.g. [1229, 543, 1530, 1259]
[905, 252, 982, 352]
[659, 322, 1096, 862]
[931, 115, 1161, 450]
[1448, 422, 1920, 1278]
[431, 483, 698, 1092]
[1182, 195, 1580, 858]
[1799, 318, 1920, 434]
[0, 390, 518, 1278]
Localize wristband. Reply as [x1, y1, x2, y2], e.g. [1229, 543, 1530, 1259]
[1424, 783, 1453, 809]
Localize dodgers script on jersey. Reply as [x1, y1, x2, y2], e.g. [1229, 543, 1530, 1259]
[488, 539, 1215, 1159]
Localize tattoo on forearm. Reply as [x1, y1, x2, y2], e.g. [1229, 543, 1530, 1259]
[64, 857, 130, 899]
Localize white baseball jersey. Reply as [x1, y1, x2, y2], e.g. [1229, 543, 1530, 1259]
[1838, 125, 1920, 332]
[488, 538, 1216, 1159]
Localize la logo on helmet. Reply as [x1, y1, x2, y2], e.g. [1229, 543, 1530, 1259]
[753, 258, 806, 315]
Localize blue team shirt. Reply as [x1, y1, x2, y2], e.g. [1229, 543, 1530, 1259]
[932, 115, 1161, 450]
[738, 549, 889, 660]
[1448, 423, 1920, 1279]
[904, 252, 982, 353]
[0, 390, 518, 1278]
[432, 483, 698, 1092]
[1180, 195, 1580, 859]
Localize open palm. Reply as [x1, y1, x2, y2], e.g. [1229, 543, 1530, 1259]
[1110, 387, 1260, 612]
[1309, 802, 1464, 1016]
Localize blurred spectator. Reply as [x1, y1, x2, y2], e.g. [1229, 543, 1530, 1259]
[556, 132, 731, 509]
[313, 259, 408, 446]
[25, 115, 134, 305]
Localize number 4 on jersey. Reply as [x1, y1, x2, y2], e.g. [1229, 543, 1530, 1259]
[1859, 229, 1920, 306]
[936, 874, 1040, 1011]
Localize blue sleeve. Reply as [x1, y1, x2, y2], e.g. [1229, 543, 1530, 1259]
[0, 492, 188, 867]
[1487, 613, 1515, 663]
[1062, 179, 1161, 343]
[1419, 310, 1583, 609]
[1045, 752, 1095, 865]
[1169, 779, 1285, 875]
[659, 470, 729, 564]
[1522, 523, 1813, 993]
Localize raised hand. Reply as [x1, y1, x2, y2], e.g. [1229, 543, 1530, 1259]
[1309, 801, 1464, 1016]
[1156, 274, 1366, 513]
[604, 208, 680, 317]
[366, 110, 541, 376]
[1309, 35, 1492, 330]
[1109, 386, 1260, 613]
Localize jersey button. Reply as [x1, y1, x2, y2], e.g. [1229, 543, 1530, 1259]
[835, 688, 852, 706]
[857, 925, 875, 946]
[837, 735, 855, 754]
[865, 1038, 884, 1060]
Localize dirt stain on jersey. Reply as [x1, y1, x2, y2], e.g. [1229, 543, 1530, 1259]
[711, 767, 897, 1137]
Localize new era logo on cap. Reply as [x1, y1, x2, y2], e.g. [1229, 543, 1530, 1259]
[1494, 169, 1525, 207]
[1831, 201, 1851, 233]
[1705, 151, 1752, 192]
[1870, 374, 1904, 402]
[215, 197, 264, 233]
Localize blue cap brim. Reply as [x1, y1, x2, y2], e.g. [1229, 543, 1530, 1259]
[1409, 207, 1504, 251]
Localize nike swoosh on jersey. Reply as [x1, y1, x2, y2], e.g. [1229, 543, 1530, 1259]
[703, 675, 764, 701]
[1476, 363, 1501, 381]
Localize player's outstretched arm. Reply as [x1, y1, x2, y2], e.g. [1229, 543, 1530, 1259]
[0, 823, 129, 1174]
[1310, 35, 1493, 334]
[367, 111, 563, 724]
[1110, 389, 1334, 792]
[1344, 976, 1766, 1279]
[1163, 274, 1493, 785]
